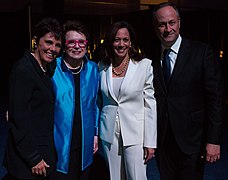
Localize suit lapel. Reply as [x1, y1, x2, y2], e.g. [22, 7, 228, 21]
[106, 65, 118, 102]
[31, 58, 54, 96]
[106, 59, 137, 102]
[169, 39, 190, 89]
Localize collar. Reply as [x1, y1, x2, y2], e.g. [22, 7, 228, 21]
[161, 35, 182, 55]
[60, 55, 89, 73]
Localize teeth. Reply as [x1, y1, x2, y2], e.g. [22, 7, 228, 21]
[118, 50, 124, 52]
[46, 53, 53, 58]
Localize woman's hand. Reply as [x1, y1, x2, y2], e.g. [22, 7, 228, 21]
[93, 136, 98, 154]
[31, 159, 50, 177]
[144, 147, 156, 164]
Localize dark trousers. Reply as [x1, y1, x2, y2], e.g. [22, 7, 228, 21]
[157, 125, 205, 180]
[51, 148, 90, 180]
[3, 174, 52, 180]
[51, 167, 90, 180]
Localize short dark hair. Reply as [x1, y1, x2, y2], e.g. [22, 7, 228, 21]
[33, 17, 62, 42]
[62, 20, 89, 45]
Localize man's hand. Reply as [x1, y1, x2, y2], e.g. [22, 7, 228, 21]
[205, 143, 220, 163]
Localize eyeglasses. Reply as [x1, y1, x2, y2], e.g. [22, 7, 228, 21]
[65, 39, 88, 48]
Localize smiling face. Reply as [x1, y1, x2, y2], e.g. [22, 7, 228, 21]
[154, 5, 180, 47]
[65, 30, 87, 61]
[112, 28, 131, 60]
[35, 32, 61, 64]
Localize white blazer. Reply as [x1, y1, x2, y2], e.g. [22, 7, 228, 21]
[99, 58, 157, 148]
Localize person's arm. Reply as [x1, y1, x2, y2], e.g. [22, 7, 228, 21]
[143, 61, 157, 162]
[93, 65, 100, 154]
[204, 45, 224, 163]
[9, 65, 42, 167]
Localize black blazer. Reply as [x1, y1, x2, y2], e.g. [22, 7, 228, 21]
[5, 50, 56, 179]
[152, 38, 224, 155]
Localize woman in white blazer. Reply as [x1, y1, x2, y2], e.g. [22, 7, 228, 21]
[99, 21, 157, 180]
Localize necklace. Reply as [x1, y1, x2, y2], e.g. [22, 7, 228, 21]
[112, 57, 130, 76]
[70, 61, 84, 75]
[31, 52, 47, 73]
[40, 65, 47, 73]
[64, 60, 82, 69]
[69, 65, 81, 70]
[64, 59, 84, 75]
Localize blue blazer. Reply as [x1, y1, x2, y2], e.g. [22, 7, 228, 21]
[51, 56, 100, 173]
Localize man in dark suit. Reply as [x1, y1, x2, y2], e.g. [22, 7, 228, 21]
[151, 2, 224, 180]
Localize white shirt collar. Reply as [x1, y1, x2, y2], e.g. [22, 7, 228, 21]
[161, 35, 182, 54]
[170, 35, 182, 54]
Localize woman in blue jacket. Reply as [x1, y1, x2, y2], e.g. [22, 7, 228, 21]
[49, 20, 100, 180]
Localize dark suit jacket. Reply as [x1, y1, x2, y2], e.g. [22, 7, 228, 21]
[5, 50, 56, 179]
[152, 37, 224, 155]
